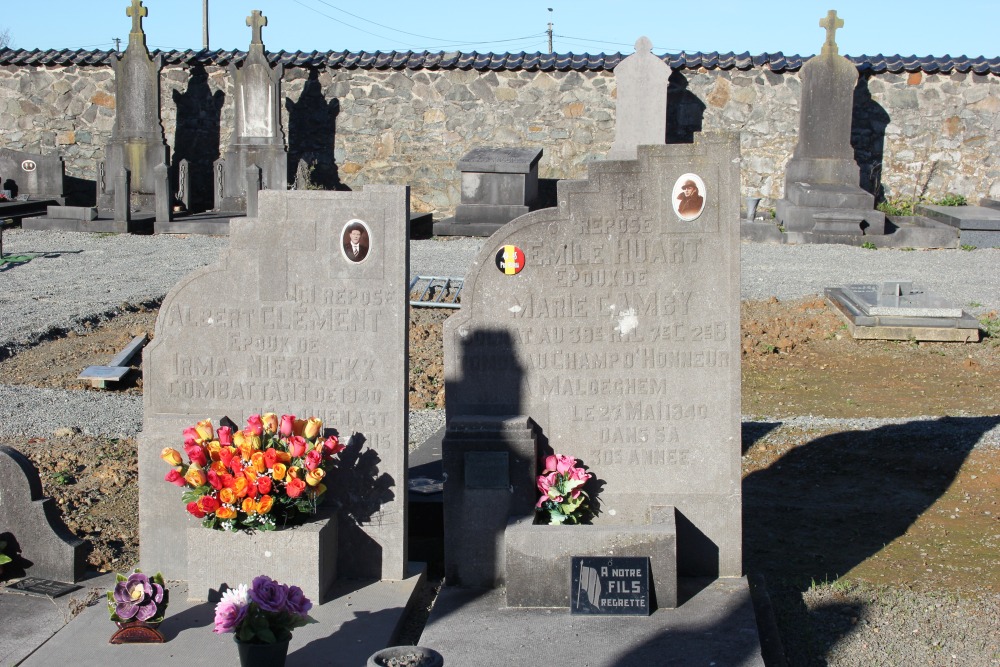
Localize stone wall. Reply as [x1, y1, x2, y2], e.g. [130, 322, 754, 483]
[1, 61, 997, 214]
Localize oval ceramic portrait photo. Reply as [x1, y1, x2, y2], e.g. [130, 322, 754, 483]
[671, 173, 706, 221]
[341, 219, 372, 264]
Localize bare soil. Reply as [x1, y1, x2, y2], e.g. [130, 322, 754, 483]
[1, 296, 998, 663]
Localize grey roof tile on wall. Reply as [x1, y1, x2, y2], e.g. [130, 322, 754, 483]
[0, 47, 997, 74]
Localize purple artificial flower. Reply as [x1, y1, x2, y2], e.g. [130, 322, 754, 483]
[249, 575, 289, 613]
[284, 585, 313, 617]
[113, 572, 154, 621]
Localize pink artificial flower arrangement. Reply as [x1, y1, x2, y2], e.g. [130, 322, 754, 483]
[213, 575, 315, 644]
[536, 454, 592, 525]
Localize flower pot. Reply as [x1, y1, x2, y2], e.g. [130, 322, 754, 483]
[746, 196, 762, 221]
[109, 621, 165, 644]
[367, 645, 443, 667]
[235, 637, 290, 667]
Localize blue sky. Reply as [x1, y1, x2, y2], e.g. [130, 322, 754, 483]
[4, 0, 999, 58]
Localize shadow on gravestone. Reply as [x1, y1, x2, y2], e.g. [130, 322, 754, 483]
[286, 68, 349, 191]
[743, 415, 1000, 593]
[0, 446, 85, 582]
[851, 74, 890, 202]
[327, 431, 397, 580]
[172, 62, 225, 213]
[666, 70, 706, 145]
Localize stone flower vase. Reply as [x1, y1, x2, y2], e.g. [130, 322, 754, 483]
[367, 645, 444, 667]
[234, 637, 291, 667]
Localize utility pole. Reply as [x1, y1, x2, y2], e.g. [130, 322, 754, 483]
[547, 7, 553, 53]
[203, 0, 210, 50]
[113, 37, 121, 52]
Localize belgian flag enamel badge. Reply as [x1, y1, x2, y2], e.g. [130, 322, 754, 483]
[495, 245, 525, 275]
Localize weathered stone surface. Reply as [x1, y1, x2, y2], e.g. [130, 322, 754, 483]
[0, 148, 64, 199]
[444, 134, 742, 578]
[140, 187, 410, 582]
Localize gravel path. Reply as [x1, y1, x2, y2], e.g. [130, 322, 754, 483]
[1, 228, 998, 442]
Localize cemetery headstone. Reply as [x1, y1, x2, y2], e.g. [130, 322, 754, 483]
[139, 187, 410, 590]
[0, 148, 65, 202]
[97, 0, 170, 216]
[774, 10, 885, 238]
[213, 10, 287, 215]
[0, 445, 85, 582]
[442, 134, 742, 606]
[914, 203, 1000, 248]
[433, 147, 543, 238]
[607, 36, 670, 161]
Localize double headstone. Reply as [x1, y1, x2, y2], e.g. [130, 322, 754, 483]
[139, 187, 410, 595]
[775, 11, 885, 239]
[442, 132, 743, 608]
[0, 149, 65, 202]
[213, 10, 288, 214]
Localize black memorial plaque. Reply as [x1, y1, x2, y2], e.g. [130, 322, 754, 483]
[7, 577, 81, 598]
[464, 451, 509, 489]
[570, 556, 651, 615]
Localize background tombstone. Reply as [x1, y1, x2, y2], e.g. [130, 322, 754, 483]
[607, 36, 670, 160]
[775, 11, 886, 239]
[139, 187, 410, 584]
[433, 147, 543, 237]
[0, 446, 85, 583]
[97, 0, 170, 216]
[213, 10, 287, 213]
[443, 133, 743, 598]
[0, 149, 65, 202]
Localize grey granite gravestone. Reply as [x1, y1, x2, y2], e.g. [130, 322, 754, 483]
[443, 134, 742, 602]
[607, 36, 670, 161]
[433, 147, 543, 237]
[97, 0, 170, 220]
[774, 11, 885, 239]
[0, 149, 65, 202]
[212, 10, 287, 218]
[825, 282, 981, 341]
[139, 187, 410, 586]
[0, 446, 85, 583]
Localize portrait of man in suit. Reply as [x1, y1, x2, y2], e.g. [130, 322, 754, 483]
[342, 220, 371, 263]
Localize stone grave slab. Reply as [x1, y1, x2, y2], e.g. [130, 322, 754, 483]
[915, 204, 1000, 248]
[443, 134, 743, 589]
[140, 187, 410, 588]
[0, 446, 85, 583]
[825, 283, 980, 342]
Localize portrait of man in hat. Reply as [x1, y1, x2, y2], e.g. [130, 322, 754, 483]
[676, 178, 705, 219]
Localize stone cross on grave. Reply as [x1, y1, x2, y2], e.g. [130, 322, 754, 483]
[126, 0, 147, 36]
[247, 10, 267, 47]
[819, 9, 844, 56]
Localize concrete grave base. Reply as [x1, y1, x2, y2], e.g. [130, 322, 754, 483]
[504, 514, 677, 609]
[152, 210, 245, 235]
[186, 508, 338, 603]
[420, 577, 765, 667]
[21, 211, 154, 234]
[18, 569, 426, 667]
